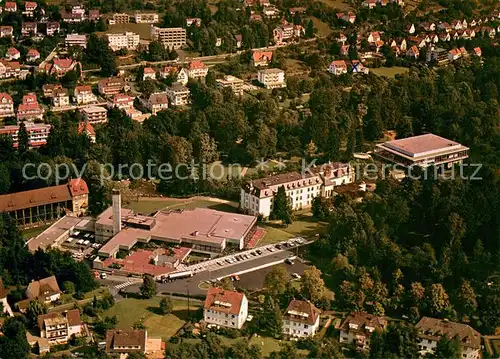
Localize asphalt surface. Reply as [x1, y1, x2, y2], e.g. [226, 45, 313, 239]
[236, 261, 308, 291]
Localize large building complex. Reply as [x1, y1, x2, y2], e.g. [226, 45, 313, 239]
[150, 26, 186, 49]
[375, 133, 469, 169]
[0, 179, 89, 227]
[204, 288, 248, 329]
[106, 32, 140, 51]
[0, 122, 52, 148]
[240, 163, 354, 218]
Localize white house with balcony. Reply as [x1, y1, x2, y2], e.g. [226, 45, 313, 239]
[203, 287, 248, 329]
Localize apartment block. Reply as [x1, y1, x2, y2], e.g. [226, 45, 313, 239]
[17, 93, 44, 121]
[106, 32, 140, 51]
[283, 300, 320, 338]
[0, 122, 52, 148]
[134, 12, 159, 23]
[52, 88, 70, 108]
[111, 13, 130, 24]
[150, 26, 186, 49]
[0, 93, 15, 118]
[74, 85, 97, 105]
[98, 77, 127, 96]
[65, 34, 88, 48]
[257, 68, 286, 89]
[139, 92, 169, 115]
[37, 309, 84, 346]
[216, 75, 245, 95]
[165, 83, 190, 106]
[81, 106, 108, 124]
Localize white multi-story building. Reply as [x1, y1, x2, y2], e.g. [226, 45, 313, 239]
[240, 163, 354, 218]
[74, 85, 97, 105]
[46, 22, 60, 36]
[139, 92, 169, 115]
[257, 68, 286, 89]
[186, 60, 208, 79]
[111, 13, 130, 24]
[339, 312, 387, 351]
[112, 94, 134, 110]
[204, 288, 248, 329]
[216, 75, 245, 95]
[0, 93, 15, 118]
[65, 34, 88, 48]
[150, 26, 186, 49]
[134, 12, 159, 23]
[0, 123, 52, 148]
[283, 300, 320, 338]
[52, 88, 70, 107]
[273, 24, 294, 44]
[415, 317, 480, 359]
[38, 309, 83, 346]
[165, 83, 190, 106]
[81, 106, 107, 124]
[106, 32, 140, 51]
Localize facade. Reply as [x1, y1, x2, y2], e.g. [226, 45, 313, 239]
[204, 288, 248, 329]
[257, 68, 286, 89]
[46, 22, 60, 36]
[0, 26, 14, 38]
[65, 34, 87, 48]
[186, 18, 202, 27]
[165, 83, 190, 106]
[374, 133, 469, 169]
[416, 317, 480, 359]
[78, 121, 96, 143]
[143, 67, 156, 81]
[38, 309, 83, 345]
[105, 329, 147, 355]
[112, 94, 134, 110]
[134, 12, 159, 23]
[252, 51, 273, 67]
[26, 276, 62, 304]
[0, 179, 89, 226]
[6, 47, 20, 61]
[106, 32, 140, 51]
[187, 60, 208, 79]
[150, 26, 187, 49]
[81, 106, 107, 124]
[0, 92, 15, 118]
[240, 163, 354, 218]
[74, 85, 97, 105]
[21, 22, 37, 36]
[0, 60, 22, 79]
[216, 75, 245, 95]
[177, 68, 189, 86]
[98, 77, 127, 96]
[112, 13, 130, 24]
[52, 88, 70, 108]
[140, 92, 169, 115]
[339, 312, 387, 351]
[17, 93, 45, 121]
[0, 122, 51, 148]
[273, 24, 294, 44]
[427, 47, 449, 65]
[4, 2, 17, 12]
[283, 300, 320, 338]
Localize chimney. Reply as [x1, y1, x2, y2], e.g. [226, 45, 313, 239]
[112, 189, 121, 235]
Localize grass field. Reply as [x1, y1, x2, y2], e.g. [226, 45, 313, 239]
[371, 66, 409, 78]
[316, 0, 352, 10]
[260, 212, 329, 244]
[249, 336, 309, 357]
[103, 297, 201, 340]
[22, 225, 49, 240]
[308, 17, 333, 38]
[124, 198, 239, 215]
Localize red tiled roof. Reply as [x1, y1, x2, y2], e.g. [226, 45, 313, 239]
[7, 47, 19, 56]
[284, 300, 320, 326]
[53, 58, 74, 69]
[204, 287, 245, 315]
[27, 49, 40, 57]
[25, 1, 37, 9]
[143, 67, 155, 74]
[330, 60, 347, 68]
[188, 60, 206, 70]
[68, 178, 89, 196]
[252, 51, 273, 62]
[75, 85, 92, 93]
[0, 93, 13, 103]
[18, 103, 42, 112]
[5, 2, 16, 9]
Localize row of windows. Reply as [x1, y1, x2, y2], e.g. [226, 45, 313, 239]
[205, 310, 236, 319]
[205, 317, 236, 327]
[284, 321, 309, 328]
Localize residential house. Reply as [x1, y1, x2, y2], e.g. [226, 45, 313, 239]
[273, 24, 294, 44]
[26, 276, 61, 304]
[361, 0, 376, 9]
[251, 51, 273, 67]
[328, 60, 348, 75]
[186, 18, 202, 27]
[283, 300, 320, 338]
[165, 83, 190, 106]
[216, 75, 245, 96]
[4, 2, 17, 12]
[88, 9, 100, 21]
[215, 37, 222, 47]
[0, 60, 22, 79]
[240, 163, 354, 216]
[438, 22, 452, 32]
[257, 68, 286, 89]
[46, 22, 60, 36]
[52, 88, 70, 108]
[428, 33, 439, 43]
[462, 19, 468, 28]
[17, 93, 45, 121]
[98, 77, 128, 96]
[0, 278, 13, 316]
[26, 49, 40, 62]
[427, 47, 449, 65]
[78, 121, 96, 143]
[448, 48, 462, 61]
[6, 47, 20, 61]
[352, 60, 369, 74]
[159, 66, 177, 79]
[263, 5, 279, 17]
[21, 22, 37, 36]
[250, 14, 262, 22]
[176, 68, 189, 86]
[451, 19, 463, 30]
[470, 19, 477, 27]
[367, 32, 381, 44]
[419, 22, 436, 32]
[235, 34, 243, 48]
[336, 12, 356, 24]
[112, 94, 134, 110]
[481, 26, 496, 38]
[459, 47, 468, 57]
[140, 92, 169, 115]
[45, 58, 81, 78]
[0, 92, 15, 118]
[415, 317, 480, 359]
[439, 33, 451, 42]
[204, 287, 248, 329]
[289, 7, 307, 15]
[80, 106, 107, 124]
[187, 60, 208, 79]
[134, 12, 159, 24]
[406, 45, 419, 59]
[339, 312, 387, 351]
[74, 85, 97, 105]
[406, 24, 416, 34]
[23, 1, 37, 17]
[337, 33, 347, 44]
[42, 84, 62, 98]
[143, 67, 156, 81]
[473, 47, 482, 57]
[105, 329, 147, 356]
[37, 309, 84, 345]
[340, 45, 350, 56]
[0, 26, 14, 38]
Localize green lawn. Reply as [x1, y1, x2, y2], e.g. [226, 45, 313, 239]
[249, 336, 309, 357]
[107, 23, 153, 39]
[308, 17, 333, 37]
[316, 0, 352, 10]
[22, 225, 49, 240]
[103, 297, 201, 340]
[371, 67, 409, 78]
[260, 213, 328, 244]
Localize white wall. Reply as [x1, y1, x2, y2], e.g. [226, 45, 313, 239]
[283, 316, 319, 338]
[204, 295, 248, 329]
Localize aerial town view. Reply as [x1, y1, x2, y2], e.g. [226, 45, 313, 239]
[0, 0, 499, 358]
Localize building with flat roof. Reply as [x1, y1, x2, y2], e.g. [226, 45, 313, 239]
[0, 122, 52, 148]
[257, 68, 286, 89]
[204, 287, 248, 329]
[81, 106, 107, 124]
[374, 133, 469, 169]
[107, 32, 140, 51]
[98, 77, 128, 96]
[150, 26, 186, 49]
[111, 13, 130, 24]
[216, 75, 245, 95]
[134, 12, 159, 23]
[65, 34, 87, 48]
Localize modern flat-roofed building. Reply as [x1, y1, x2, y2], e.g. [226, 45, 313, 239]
[150, 26, 186, 49]
[257, 68, 286, 89]
[374, 133, 469, 169]
[65, 34, 88, 48]
[81, 106, 107, 124]
[415, 317, 480, 359]
[134, 12, 159, 23]
[216, 75, 245, 95]
[165, 83, 190, 106]
[107, 32, 140, 51]
[283, 300, 320, 338]
[339, 312, 387, 351]
[241, 162, 354, 218]
[204, 288, 248, 329]
[111, 13, 130, 24]
[0, 122, 51, 148]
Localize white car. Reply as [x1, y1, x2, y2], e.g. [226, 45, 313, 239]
[292, 273, 301, 279]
